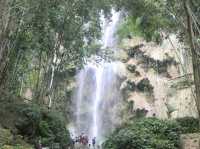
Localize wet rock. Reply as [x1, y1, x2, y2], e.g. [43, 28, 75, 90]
[74, 144, 89, 149]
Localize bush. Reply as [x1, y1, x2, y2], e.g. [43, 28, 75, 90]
[15, 105, 71, 148]
[137, 78, 154, 93]
[176, 117, 199, 134]
[127, 65, 136, 73]
[103, 118, 199, 149]
[126, 80, 136, 91]
[116, 15, 168, 43]
[117, 17, 142, 41]
[135, 108, 148, 118]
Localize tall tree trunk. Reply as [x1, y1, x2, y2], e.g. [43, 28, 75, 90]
[48, 64, 55, 108]
[184, 0, 200, 122]
[34, 50, 43, 103]
[0, 0, 18, 88]
[47, 49, 57, 109]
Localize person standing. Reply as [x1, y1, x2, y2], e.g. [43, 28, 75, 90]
[92, 137, 96, 148]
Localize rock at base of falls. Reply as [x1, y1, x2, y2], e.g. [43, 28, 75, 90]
[74, 144, 90, 149]
[180, 133, 200, 149]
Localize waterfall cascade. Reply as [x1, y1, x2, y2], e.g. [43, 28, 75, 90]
[72, 10, 123, 143]
[70, 8, 198, 148]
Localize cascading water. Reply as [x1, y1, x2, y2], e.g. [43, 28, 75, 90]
[102, 10, 120, 49]
[72, 10, 123, 144]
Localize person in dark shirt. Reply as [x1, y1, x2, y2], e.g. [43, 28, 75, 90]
[92, 137, 96, 147]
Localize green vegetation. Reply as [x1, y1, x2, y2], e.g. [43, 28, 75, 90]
[0, 0, 200, 148]
[125, 78, 154, 93]
[0, 95, 71, 148]
[114, 0, 200, 121]
[1, 145, 33, 149]
[16, 106, 71, 148]
[0, 0, 112, 147]
[0, 0, 113, 107]
[137, 78, 154, 93]
[117, 17, 142, 41]
[127, 64, 136, 73]
[103, 117, 199, 149]
[176, 117, 199, 134]
[114, 0, 176, 42]
[126, 80, 136, 91]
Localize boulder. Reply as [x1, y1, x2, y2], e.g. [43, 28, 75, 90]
[180, 133, 200, 149]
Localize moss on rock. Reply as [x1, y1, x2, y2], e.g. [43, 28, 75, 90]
[0, 127, 13, 146]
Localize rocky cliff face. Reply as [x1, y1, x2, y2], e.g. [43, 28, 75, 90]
[114, 35, 198, 119]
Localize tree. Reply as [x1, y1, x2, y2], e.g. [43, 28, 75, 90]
[0, 0, 113, 111]
[112, 0, 200, 122]
[184, 0, 200, 123]
[113, 0, 176, 41]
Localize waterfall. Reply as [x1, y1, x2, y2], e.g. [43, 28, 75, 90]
[92, 67, 103, 139]
[72, 10, 122, 143]
[101, 10, 120, 49]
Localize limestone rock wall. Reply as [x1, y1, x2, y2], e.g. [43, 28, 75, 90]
[115, 35, 198, 119]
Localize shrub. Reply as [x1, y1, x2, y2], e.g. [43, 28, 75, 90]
[135, 108, 148, 118]
[15, 105, 71, 148]
[126, 80, 136, 91]
[176, 117, 199, 134]
[137, 78, 154, 93]
[127, 65, 136, 73]
[103, 118, 193, 149]
[117, 17, 142, 41]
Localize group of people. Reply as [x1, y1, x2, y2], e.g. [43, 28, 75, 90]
[72, 133, 96, 148]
